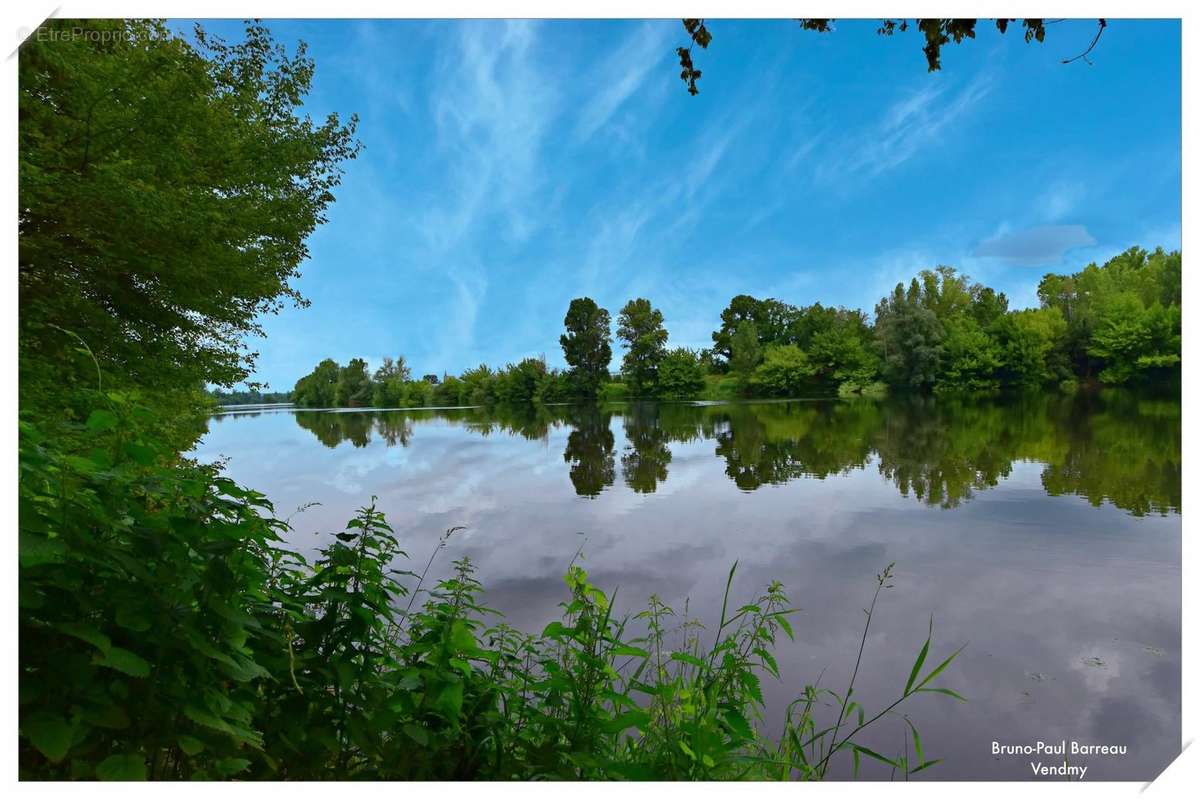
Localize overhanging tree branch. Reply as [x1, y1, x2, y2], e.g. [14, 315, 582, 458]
[1061, 19, 1108, 65]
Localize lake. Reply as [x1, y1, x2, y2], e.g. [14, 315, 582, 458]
[192, 390, 1180, 780]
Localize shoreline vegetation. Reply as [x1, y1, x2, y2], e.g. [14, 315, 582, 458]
[280, 249, 1182, 411]
[15, 19, 1169, 781]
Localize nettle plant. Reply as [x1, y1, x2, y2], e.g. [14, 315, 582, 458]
[19, 393, 964, 780]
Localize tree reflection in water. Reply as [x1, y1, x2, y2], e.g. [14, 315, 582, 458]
[561, 407, 615, 497]
[284, 389, 1180, 516]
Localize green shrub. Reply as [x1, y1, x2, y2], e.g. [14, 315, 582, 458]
[657, 348, 706, 399]
[598, 381, 629, 403]
[752, 345, 816, 397]
[19, 394, 287, 779]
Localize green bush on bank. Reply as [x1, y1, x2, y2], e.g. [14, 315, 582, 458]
[598, 381, 630, 403]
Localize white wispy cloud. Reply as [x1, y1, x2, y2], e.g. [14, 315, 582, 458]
[418, 20, 561, 370]
[434, 262, 489, 370]
[426, 20, 559, 250]
[1034, 180, 1086, 222]
[571, 121, 747, 307]
[815, 72, 993, 185]
[574, 21, 673, 142]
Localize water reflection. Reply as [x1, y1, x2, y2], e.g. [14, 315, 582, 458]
[272, 391, 1180, 516]
[198, 390, 1180, 779]
[562, 407, 615, 498]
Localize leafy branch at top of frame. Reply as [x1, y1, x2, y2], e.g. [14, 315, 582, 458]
[674, 18, 1110, 95]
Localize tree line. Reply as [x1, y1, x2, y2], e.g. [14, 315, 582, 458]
[209, 388, 293, 405]
[292, 246, 1181, 408]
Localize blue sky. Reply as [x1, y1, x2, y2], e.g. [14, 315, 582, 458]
[188, 19, 1181, 390]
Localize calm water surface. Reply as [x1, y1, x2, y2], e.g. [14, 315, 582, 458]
[193, 391, 1180, 780]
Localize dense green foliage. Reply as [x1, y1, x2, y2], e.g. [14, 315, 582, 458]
[657, 348, 707, 399]
[293, 355, 573, 409]
[730, 322, 763, 389]
[699, 251, 1179, 397]
[561, 298, 613, 398]
[616, 298, 670, 397]
[369, 356, 413, 407]
[19, 19, 359, 417]
[335, 359, 373, 407]
[752, 345, 814, 397]
[292, 358, 340, 407]
[1038, 247, 1182, 384]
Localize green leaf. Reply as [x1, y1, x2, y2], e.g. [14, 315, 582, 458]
[852, 744, 900, 768]
[916, 686, 967, 702]
[402, 723, 428, 746]
[449, 620, 477, 653]
[19, 530, 66, 568]
[670, 651, 706, 669]
[846, 700, 863, 727]
[601, 710, 651, 734]
[214, 757, 251, 777]
[183, 706, 263, 747]
[23, 712, 74, 762]
[86, 409, 119, 432]
[741, 671, 764, 704]
[541, 621, 568, 638]
[609, 644, 649, 658]
[722, 708, 753, 740]
[65, 454, 104, 474]
[96, 753, 146, 780]
[435, 681, 464, 720]
[218, 654, 268, 683]
[904, 717, 924, 765]
[95, 647, 151, 678]
[774, 612, 795, 640]
[177, 735, 205, 756]
[56, 622, 111, 655]
[124, 441, 157, 465]
[905, 628, 931, 695]
[183, 706, 228, 733]
[915, 644, 966, 691]
[754, 646, 779, 677]
[909, 758, 943, 774]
